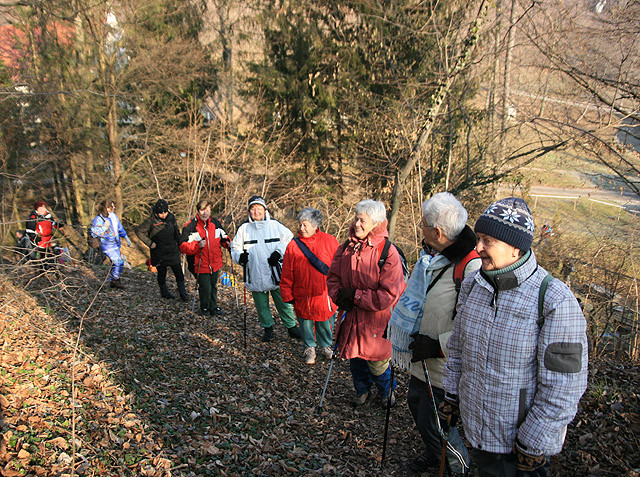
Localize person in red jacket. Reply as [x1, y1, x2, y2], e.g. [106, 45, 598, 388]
[25, 200, 64, 265]
[280, 208, 339, 365]
[180, 199, 230, 316]
[327, 199, 405, 407]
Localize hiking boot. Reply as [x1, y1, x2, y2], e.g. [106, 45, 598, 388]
[262, 326, 274, 342]
[381, 390, 396, 409]
[304, 347, 316, 365]
[319, 347, 334, 360]
[351, 392, 369, 407]
[159, 284, 175, 299]
[199, 309, 211, 317]
[110, 279, 124, 289]
[177, 281, 188, 302]
[287, 325, 302, 340]
[407, 452, 438, 473]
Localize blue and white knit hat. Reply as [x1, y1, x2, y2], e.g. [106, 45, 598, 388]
[474, 197, 535, 251]
[248, 195, 267, 210]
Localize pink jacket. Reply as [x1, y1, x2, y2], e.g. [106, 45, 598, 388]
[326, 220, 404, 361]
[280, 230, 339, 322]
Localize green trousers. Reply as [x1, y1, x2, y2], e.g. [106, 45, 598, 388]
[197, 270, 219, 312]
[299, 313, 335, 348]
[251, 287, 297, 329]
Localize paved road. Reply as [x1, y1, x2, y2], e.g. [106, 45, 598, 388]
[499, 184, 640, 214]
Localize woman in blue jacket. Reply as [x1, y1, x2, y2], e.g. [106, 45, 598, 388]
[91, 199, 132, 289]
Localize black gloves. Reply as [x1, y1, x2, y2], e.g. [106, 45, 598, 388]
[238, 251, 249, 266]
[335, 287, 356, 311]
[438, 394, 460, 432]
[220, 236, 230, 249]
[267, 250, 281, 266]
[408, 333, 443, 362]
[514, 438, 546, 473]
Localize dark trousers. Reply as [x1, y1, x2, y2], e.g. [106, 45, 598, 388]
[197, 270, 219, 312]
[157, 263, 184, 286]
[407, 375, 469, 474]
[471, 448, 550, 477]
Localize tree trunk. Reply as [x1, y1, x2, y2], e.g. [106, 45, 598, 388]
[388, 0, 489, 238]
[499, 0, 516, 163]
[104, 67, 123, 217]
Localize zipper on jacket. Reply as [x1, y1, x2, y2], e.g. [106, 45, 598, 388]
[492, 289, 498, 319]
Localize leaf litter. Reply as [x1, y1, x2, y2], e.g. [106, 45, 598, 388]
[0, 263, 638, 476]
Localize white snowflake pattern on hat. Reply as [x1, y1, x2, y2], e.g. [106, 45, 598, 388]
[500, 207, 521, 224]
[525, 216, 535, 232]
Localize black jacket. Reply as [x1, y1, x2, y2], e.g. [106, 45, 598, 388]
[135, 212, 181, 267]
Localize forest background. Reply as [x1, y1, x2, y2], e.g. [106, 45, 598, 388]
[1, 0, 638, 359]
[0, 0, 639, 475]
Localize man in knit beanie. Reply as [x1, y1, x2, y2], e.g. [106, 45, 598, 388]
[441, 197, 588, 477]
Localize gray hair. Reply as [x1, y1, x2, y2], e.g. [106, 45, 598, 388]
[355, 199, 387, 225]
[297, 207, 323, 228]
[421, 192, 468, 240]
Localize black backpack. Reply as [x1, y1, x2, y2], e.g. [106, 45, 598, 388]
[378, 237, 410, 283]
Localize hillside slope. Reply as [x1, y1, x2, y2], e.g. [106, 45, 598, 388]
[1, 264, 638, 476]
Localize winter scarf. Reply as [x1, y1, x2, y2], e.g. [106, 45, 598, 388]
[388, 250, 451, 371]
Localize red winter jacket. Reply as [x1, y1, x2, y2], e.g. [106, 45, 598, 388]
[326, 220, 405, 361]
[179, 215, 229, 274]
[280, 230, 339, 322]
[25, 210, 62, 249]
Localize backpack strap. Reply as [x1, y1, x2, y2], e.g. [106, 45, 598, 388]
[536, 273, 553, 329]
[378, 237, 392, 270]
[294, 237, 330, 275]
[454, 250, 480, 294]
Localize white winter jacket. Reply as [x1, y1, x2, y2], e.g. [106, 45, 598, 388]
[230, 211, 293, 293]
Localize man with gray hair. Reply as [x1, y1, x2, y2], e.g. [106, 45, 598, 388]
[388, 192, 480, 475]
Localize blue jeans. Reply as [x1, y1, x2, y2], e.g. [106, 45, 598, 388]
[407, 375, 469, 474]
[349, 357, 396, 397]
[299, 313, 335, 348]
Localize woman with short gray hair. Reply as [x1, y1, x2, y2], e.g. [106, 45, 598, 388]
[280, 208, 339, 364]
[327, 199, 405, 407]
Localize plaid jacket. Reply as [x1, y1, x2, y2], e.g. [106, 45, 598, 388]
[443, 251, 588, 455]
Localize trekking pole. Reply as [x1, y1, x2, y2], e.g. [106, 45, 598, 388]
[241, 249, 248, 348]
[380, 362, 394, 469]
[317, 311, 345, 413]
[243, 284, 247, 348]
[422, 360, 456, 477]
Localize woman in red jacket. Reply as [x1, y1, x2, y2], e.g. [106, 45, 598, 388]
[180, 199, 230, 316]
[280, 208, 339, 365]
[326, 199, 405, 407]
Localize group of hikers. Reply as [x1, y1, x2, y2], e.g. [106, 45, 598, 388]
[16, 192, 588, 477]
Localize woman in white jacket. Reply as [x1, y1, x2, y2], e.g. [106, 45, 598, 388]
[231, 196, 301, 342]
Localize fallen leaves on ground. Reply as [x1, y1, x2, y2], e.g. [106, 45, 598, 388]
[0, 263, 638, 476]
